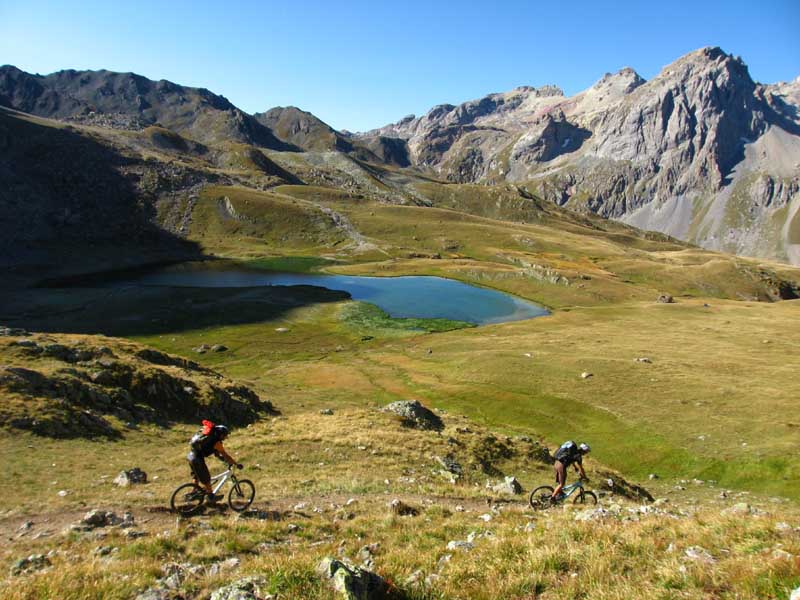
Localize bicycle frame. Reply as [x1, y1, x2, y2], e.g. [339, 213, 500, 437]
[560, 480, 584, 499]
[209, 467, 234, 495]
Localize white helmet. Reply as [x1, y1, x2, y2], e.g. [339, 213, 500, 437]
[579, 443, 591, 453]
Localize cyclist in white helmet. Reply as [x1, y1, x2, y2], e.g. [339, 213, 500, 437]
[552, 441, 590, 501]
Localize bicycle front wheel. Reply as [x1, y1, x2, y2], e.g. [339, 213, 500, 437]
[529, 485, 555, 510]
[171, 482, 206, 515]
[573, 490, 598, 505]
[228, 479, 255, 512]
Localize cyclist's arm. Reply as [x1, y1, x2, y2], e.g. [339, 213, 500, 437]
[577, 457, 587, 479]
[213, 442, 237, 466]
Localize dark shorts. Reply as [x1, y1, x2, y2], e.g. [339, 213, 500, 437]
[554, 460, 567, 486]
[187, 451, 210, 486]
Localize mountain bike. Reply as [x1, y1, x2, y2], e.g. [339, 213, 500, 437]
[170, 461, 255, 515]
[529, 478, 597, 510]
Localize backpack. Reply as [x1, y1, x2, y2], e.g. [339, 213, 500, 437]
[190, 420, 216, 452]
[555, 440, 578, 463]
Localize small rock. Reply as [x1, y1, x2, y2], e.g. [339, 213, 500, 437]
[389, 499, 419, 517]
[287, 523, 300, 533]
[113, 468, 147, 487]
[648, 473, 659, 480]
[656, 294, 674, 304]
[275, 327, 290, 333]
[10, 554, 51, 576]
[575, 508, 612, 521]
[210, 344, 227, 352]
[634, 357, 652, 363]
[581, 372, 593, 379]
[684, 546, 715, 564]
[772, 549, 793, 560]
[524, 521, 536, 532]
[93, 545, 116, 556]
[57, 490, 69, 497]
[425, 573, 441, 587]
[478, 513, 493, 522]
[446, 540, 474, 551]
[491, 476, 523, 495]
[722, 502, 753, 516]
[208, 557, 240, 576]
[320, 408, 334, 415]
[135, 590, 172, 600]
[775, 521, 792, 532]
[17, 520, 33, 533]
[791, 586, 800, 600]
[192, 344, 211, 354]
[404, 570, 425, 587]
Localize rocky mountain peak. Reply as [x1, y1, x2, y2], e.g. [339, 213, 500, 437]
[591, 67, 646, 95]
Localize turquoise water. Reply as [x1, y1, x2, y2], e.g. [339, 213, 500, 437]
[123, 263, 549, 325]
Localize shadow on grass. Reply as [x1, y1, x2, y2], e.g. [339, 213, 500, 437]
[0, 284, 351, 338]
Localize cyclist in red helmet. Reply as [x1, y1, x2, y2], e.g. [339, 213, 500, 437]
[187, 420, 242, 502]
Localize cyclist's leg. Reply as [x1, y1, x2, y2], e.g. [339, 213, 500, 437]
[188, 452, 213, 494]
[552, 461, 566, 499]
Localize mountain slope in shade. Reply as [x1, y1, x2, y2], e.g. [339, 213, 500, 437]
[358, 48, 800, 264]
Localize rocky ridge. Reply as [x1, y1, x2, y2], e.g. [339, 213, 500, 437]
[358, 48, 800, 264]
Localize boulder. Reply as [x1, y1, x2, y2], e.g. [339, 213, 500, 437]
[435, 455, 463, 477]
[382, 400, 443, 431]
[597, 475, 654, 502]
[491, 476, 523, 495]
[656, 294, 674, 304]
[317, 558, 387, 600]
[210, 344, 228, 353]
[114, 467, 148, 487]
[209, 576, 268, 600]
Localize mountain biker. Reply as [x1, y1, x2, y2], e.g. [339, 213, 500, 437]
[187, 420, 242, 502]
[551, 441, 590, 501]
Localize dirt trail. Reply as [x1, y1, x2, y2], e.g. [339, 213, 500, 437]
[0, 492, 522, 541]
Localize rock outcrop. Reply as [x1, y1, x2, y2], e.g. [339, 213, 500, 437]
[0, 332, 275, 438]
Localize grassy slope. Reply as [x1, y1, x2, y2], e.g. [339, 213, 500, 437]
[3, 157, 800, 597]
[1, 405, 798, 600]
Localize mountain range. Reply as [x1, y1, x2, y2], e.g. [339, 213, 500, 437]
[1, 46, 799, 266]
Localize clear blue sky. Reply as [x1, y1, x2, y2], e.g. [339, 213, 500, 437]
[1, 0, 798, 131]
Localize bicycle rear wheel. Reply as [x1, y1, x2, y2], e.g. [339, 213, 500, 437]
[228, 479, 255, 512]
[170, 483, 206, 515]
[573, 490, 598, 505]
[529, 485, 555, 510]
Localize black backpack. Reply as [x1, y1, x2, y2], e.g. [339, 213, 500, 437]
[555, 440, 578, 463]
[190, 424, 220, 456]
